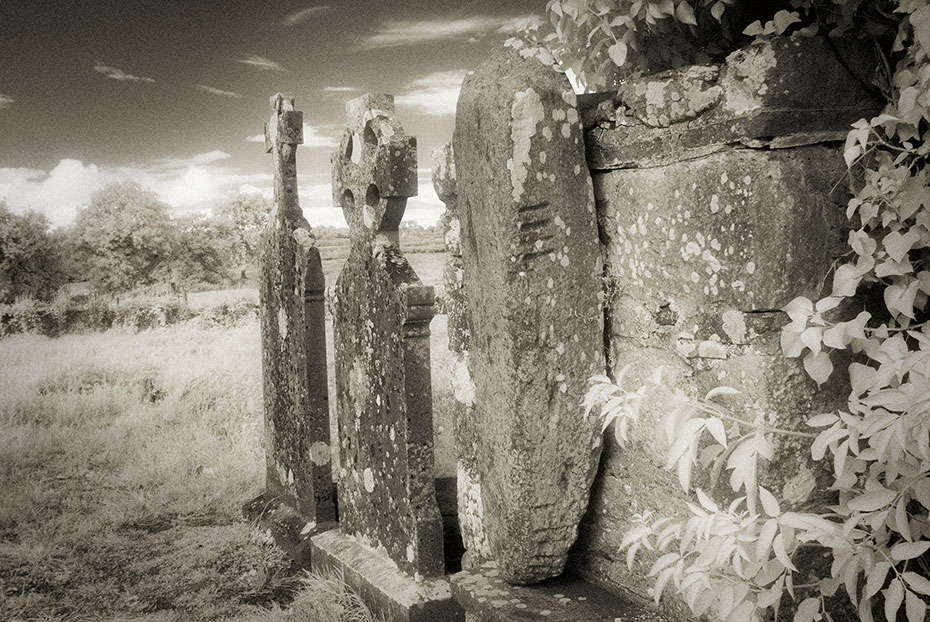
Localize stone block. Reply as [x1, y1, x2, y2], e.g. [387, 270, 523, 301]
[243, 492, 336, 568]
[587, 37, 884, 170]
[451, 562, 673, 621]
[454, 38, 605, 584]
[311, 529, 464, 622]
[331, 94, 445, 577]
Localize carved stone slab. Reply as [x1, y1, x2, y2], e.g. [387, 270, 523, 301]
[432, 143, 491, 569]
[331, 94, 444, 577]
[454, 39, 605, 584]
[258, 93, 335, 524]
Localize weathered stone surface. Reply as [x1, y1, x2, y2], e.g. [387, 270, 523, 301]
[311, 529, 464, 622]
[451, 562, 672, 622]
[571, 45, 861, 612]
[587, 37, 883, 170]
[596, 147, 847, 315]
[258, 93, 335, 524]
[331, 93, 444, 577]
[454, 38, 605, 584]
[432, 143, 491, 569]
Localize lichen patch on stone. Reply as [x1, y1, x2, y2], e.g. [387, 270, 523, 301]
[509, 88, 544, 203]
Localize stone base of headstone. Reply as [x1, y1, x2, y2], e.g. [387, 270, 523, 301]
[310, 529, 465, 622]
[244, 478, 464, 573]
[242, 492, 337, 567]
[435, 476, 466, 572]
[451, 562, 672, 622]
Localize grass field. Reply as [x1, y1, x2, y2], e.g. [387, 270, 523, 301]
[0, 251, 453, 620]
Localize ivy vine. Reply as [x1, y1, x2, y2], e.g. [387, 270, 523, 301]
[549, 1, 930, 620]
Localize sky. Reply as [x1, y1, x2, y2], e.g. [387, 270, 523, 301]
[0, 0, 545, 229]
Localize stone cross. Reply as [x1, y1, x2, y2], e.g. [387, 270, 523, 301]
[454, 39, 606, 584]
[331, 94, 444, 577]
[258, 93, 336, 525]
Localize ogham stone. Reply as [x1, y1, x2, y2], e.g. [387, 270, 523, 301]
[453, 38, 605, 584]
[431, 143, 491, 568]
[259, 93, 335, 523]
[331, 94, 444, 577]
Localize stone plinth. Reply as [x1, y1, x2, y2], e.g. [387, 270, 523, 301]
[454, 38, 605, 584]
[312, 530, 464, 622]
[331, 93, 444, 578]
[254, 93, 335, 533]
[451, 562, 672, 622]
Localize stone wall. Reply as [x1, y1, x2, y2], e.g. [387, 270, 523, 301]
[566, 37, 883, 615]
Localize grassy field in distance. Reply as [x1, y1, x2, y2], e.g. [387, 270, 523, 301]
[188, 251, 446, 310]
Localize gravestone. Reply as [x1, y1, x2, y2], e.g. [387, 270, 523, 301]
[432, 143, 491, 567]
[247, 93, 335, 558]
[329, 93, 444, 578]
[454, 38, 606, 584]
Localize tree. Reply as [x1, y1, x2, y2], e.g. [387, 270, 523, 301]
[156, 214, 232, 293]
[0, 201, 65, 302]
[213, 192, 271, 282]
[73, 182, 174, 293]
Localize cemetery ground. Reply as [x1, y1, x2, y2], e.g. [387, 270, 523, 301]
[0, 253, 450, 621]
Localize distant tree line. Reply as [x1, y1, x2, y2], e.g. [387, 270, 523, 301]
[0, 182, 443, 304]
[0, 182, 272, 303]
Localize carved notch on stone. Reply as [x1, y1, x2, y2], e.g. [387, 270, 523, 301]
[331, 93, 444, 577]
[454, 39, 606, 584]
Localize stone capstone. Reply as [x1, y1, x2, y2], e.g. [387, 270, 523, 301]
[454, 37, 605, 584]
[587, 37, 884, 170]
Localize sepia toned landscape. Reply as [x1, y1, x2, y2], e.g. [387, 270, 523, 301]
[4, 1, 930, 621]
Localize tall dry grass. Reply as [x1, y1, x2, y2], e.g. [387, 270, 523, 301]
[0, 321, 375, 621]
[1, 250, 452, 620]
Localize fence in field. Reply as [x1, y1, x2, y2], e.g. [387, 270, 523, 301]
[248, 33, 882, 621]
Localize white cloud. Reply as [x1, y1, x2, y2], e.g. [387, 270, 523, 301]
[195, 84, 244, 98]
[0, 94, 14, 108]
[358, 14, 542, 49]
[395, 70, 468, 116]
[0, 160, 101, 227]
[246, 124, 340, 149]
[93, 63, 156, 83]
[0, 153, 444, 230]
[323, 86, 357, 93]
[0, 151, 273, 227]
[303, 124, 340, 149]
[237, 55, 285, 71]
[156, 150, 232, 167]
[283, 5, 330, 24]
